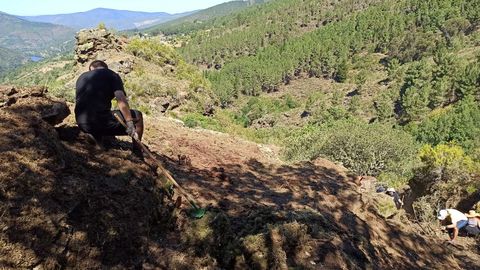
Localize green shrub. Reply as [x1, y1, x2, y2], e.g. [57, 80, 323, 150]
[374, 91, 395, 122]
[284, 119, 418, 176]
[98, 22, 107, 30]
[177, 60, 211, 92]
[400, 60, 433, 121]
[410, 143, 479, 211]
[181, 113, 224, 131]
[126, 38, 180, 66]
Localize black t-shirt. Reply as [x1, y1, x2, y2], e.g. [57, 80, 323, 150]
[75, 68, 125, 124]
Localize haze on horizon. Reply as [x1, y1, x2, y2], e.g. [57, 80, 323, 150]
[0, 0, 230, 16]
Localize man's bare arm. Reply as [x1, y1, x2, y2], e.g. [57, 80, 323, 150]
[114, 90, 133, 121]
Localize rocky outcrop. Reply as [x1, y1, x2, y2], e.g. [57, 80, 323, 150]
[74, 29, 134, 75]
[74, 28, 125, 64]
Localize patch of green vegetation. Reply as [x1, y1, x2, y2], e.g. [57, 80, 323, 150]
[374, 196, 398, 218]
[124, 38, 215, 113]
[409, 97, 480, 156]
[177, 60, 211, 92]
[182, 113, 224, 130]
[235, 95, 299, 127]
[126, 38, 180, 66]
[410, 143, 480, 219]
[283, 119, 418, 177]
[181, 110, 291, 145]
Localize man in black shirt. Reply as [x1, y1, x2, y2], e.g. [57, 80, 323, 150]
[75, 60, 144, 157]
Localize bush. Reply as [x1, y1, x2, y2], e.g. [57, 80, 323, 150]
[126, 38, 180, 66]
[410, 143, 479, 212]
[400, 60, 433, 121]
[181, 113, 224, 131]
[284, 119, 418, 176]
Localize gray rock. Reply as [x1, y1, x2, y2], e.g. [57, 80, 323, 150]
[78, 42, 94, 53]
[41, 101, 70, 126]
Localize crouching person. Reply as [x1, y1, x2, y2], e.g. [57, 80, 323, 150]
[75, 60, 144, 158]
[437, 209, 468, 243]
[465, 210, 480, 236]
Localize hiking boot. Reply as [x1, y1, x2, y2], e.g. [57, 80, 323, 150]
[85, 133, 105, 151]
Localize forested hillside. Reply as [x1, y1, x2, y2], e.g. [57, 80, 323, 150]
[177, 0, 383, 68]
[0, 12, 75, 75]
[142, 0, 264, 36]
[160, 0, 480, 223]
[0, 47, 26, 74]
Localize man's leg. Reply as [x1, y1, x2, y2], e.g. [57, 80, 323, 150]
[77, 123, 105, 149]
[102, 110, 144, 157]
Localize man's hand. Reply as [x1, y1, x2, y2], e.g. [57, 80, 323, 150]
[126, 120, 139, 140]
[441, 226, 447, 231]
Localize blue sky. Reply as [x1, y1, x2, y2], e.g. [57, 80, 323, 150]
[0, 0, 230, 16]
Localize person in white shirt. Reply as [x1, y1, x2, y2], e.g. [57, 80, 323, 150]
[437, 209, 468, 243]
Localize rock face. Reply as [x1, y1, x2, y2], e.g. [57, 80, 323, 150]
[74, 29, 134, 75]
[74, 29, 124, 64]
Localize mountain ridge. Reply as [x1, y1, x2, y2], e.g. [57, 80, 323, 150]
[20, 8, 197, 31]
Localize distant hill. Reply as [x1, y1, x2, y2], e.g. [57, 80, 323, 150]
[0, 12, 75, 75]
[21, 8, 196, 31]
[142, 0, 266, 35]
[0, 46, 26, 74]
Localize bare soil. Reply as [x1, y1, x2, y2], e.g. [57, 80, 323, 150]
[1, 85, 479, 269]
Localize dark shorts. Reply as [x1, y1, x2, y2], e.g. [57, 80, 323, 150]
[78, 110, 141, 137]
[465, 226, 480, 235]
